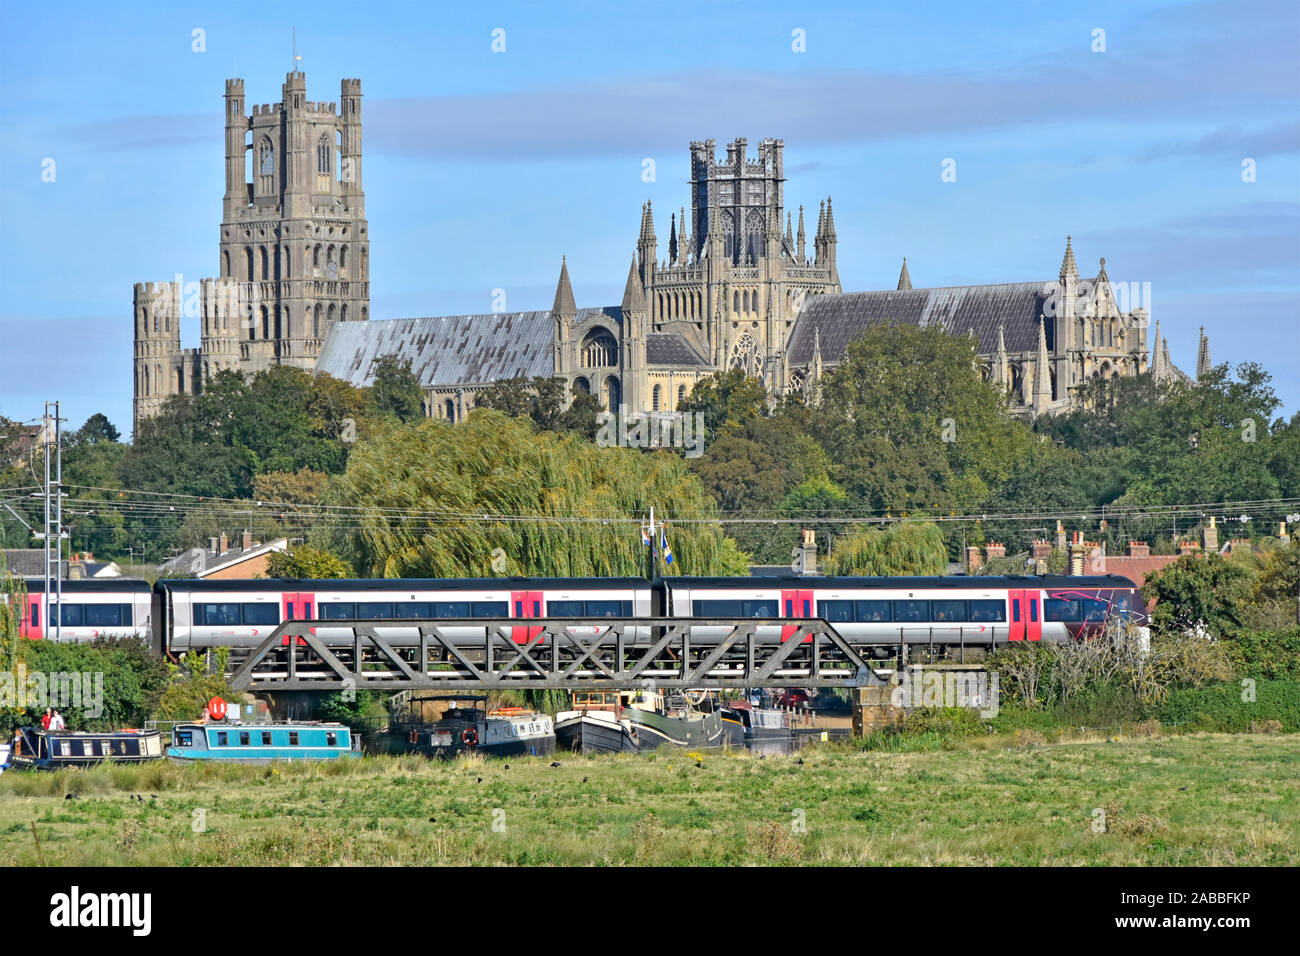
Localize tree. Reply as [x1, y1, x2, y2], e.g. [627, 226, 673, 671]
[679, 369, 768, 438]
[368, 354, 423, 423]
[476, 376, 602, 436]
[325, 410, 749, 578]
[1142, 553, 1256, 637]
[265, 545, 354, 580]
[822, 522, 949, 576]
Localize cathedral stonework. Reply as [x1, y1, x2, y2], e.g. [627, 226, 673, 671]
[137, 76, 1190, 430]
[133, 72, 369, 431]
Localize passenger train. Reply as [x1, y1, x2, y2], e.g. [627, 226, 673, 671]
[18, 574, 1147, 660]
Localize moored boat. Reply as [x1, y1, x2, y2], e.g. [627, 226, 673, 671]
[166, 722, 359, 762]
[620, 689, 729, 751]
[390, 695, 555, 759]
[6, 727, 164, 770]
[555, 692, 638, 754]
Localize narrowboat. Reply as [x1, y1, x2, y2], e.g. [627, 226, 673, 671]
[721, 699, 796, 753]
[554, 692, 638, 754]
[389, 695, 555, 759]
[5, 727, 164, 770]
[166, 722, 359, 762]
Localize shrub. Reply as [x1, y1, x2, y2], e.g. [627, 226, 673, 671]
[1149, 680, 1300, 733]
[1223, 629, 1300, 680]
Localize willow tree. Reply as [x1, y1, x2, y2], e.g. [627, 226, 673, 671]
[0, 553, 24, 674]
[822, 522, 948, 576]
[323, 410, 749, 578]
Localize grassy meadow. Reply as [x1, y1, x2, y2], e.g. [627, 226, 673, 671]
[1, 732, 1296, 865]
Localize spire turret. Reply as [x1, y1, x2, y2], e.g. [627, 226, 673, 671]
[1059, 235, 1078, 280]
[621, 252, 646, 315]
[1034, 316, 1052, 413]
[897, 257, 912, 291]
[552, 256, 577, 317]
[1197, 326, 1212, 380]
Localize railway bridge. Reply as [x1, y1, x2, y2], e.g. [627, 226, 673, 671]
[226, 615, 1000, 693]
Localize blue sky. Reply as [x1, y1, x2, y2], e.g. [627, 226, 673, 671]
[1, 0, 1297, 437]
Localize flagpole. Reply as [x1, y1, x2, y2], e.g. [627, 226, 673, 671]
[647, 506, 656, 580]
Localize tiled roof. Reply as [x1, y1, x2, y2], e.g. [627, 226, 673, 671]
[316, 309, 619, 389]
[647, 332, 709, 367]
[788, 281, 1057, 365]
[2, 550, 65, 578]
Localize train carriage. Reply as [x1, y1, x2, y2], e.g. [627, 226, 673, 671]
[18, 579, 153, 642]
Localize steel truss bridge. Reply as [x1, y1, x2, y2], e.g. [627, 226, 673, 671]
[226, 616, 1003, 693]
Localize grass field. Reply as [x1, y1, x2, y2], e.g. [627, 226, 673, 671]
[1, 733, 1295, 865]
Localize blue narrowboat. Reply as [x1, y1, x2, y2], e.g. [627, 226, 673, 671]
[166, 722, 359, 762]
[5, 727, 164, 770]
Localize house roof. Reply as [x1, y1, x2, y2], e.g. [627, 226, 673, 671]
[160, 538, 289, 579]
[2, 550, 66, 578]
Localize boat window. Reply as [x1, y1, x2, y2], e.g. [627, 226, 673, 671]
[356, 602, 394, 619]
[320, 602, 355, 620]
[969, 600, 1007, 622]
[261, 732, 272, 746]
[289, 732, 299, 745]
[239, 732, 250, 746]
[931, 600, 968, 623]
[818, 600, 854, 623]
[471, 601, 509, 618]
[215, 732, 227, 746]
[893, 600, 929, 623]
[855, 600, 893, 622]
[58, 604, 84, 627]
[178, 731, 193, 746]
[327, 732, 338, 746]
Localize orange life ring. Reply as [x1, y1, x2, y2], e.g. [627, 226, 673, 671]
[462, 728, 478, 747]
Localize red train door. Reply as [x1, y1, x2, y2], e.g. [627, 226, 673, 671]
[19, 594, 42, 639]
[1008, 590, 1025, 641]
[280, 592, 314, 645]
[1025, 589, 1042, 642]
[780, 588, 814, 643]
[510, 590, 543, 644]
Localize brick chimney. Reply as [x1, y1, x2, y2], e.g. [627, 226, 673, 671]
[242, 530, 253, 551]
[1069, 531, 1086, 575]
[1031, 540, 1052, 560]
[1055, 519, 1066, 551]
[209, 536, 219, 554]
[1127, 541, 1150, 558]
[219, 532, 229, 555]
[1202, 515, 1218, 553]
[985, 542, 1005, 560]
[797, 528, 817, 575]
[1178, 540, 1199, 556]
[966, 546, 981, 571]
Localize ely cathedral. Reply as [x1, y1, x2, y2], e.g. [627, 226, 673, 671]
[134, 73, 1199, 433]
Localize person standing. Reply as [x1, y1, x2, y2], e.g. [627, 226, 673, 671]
[49, 710, 65, 731]
[40, 708, 52, 730]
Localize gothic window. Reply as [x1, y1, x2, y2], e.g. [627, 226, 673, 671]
[604, 376, 621, 411]
[313, 304, 322, 339]
[652, 385, 662, 411]
[678, 384, 687, 405]
[336, 130, 345, 182]
[580, 328, 619, 368]
[1009, 363, 1025, 403]
[274, 306, 282, 340]
[339, 245, 348, 272]
[327, 245, 337, 279]
[728, 331, 762, 377]
[789, 370, 806, 398]
[260, 246, 269, 281]
[282, 245, 290, 278]
[222, 250, 230, 278]
[245, 247, 254, 281]
[260, 305, 269, 340]
[341, 304, 348, 322]
[573, 376, 590, 394]
[313, 245, 322, 270]
[745, 209, 764, 264]
[282, 307, 290, 339]
[258, 138, 274, 177]
[444, 399, 455, 422]
[721, 211, 735, 260]
[317, 135, 330, 174]
[733, 291, 740, 314]
[327, 303, 337, 328]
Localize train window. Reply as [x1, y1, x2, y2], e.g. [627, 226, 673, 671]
[1029, 599, 1038, 623]
[741, 600, 778, 618]
[819, 600, 854, 623]
[893, 600, 929, 623]
[586, 600, 629, 618]
[1012, 600, 1021, 623]
[548, 600, 585, 617]
[242, 603, 280, 626]
[261, 732, 272, 746]
[854, 600, 892, 622]
[196, 603, 241, 626]
[692, 599, 742, 617]
[320, 602, 355, 620]
[471, 601, 509, 618]
[931, 600, 968, 623]
[30, 603, 39, 627]
[1044, 599, 1080, 622]
[968, 600, 1006, 622]
[433, 601, 472, 618]
[84, 604, 125, 627]
[1082, 598, 1109, 622]
[394, 602, 432, 619]
[58, 604, 84, 627]
[356, 602, 394, 619]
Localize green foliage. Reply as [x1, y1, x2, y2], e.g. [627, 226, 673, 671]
[1150, 680, 1300, 733]
[325, 410, 749, 578]
[265, 545, 354, 580]
[823, 522, 948, 576]
[367, 355, 423, 423]
[476, 376, 603, 436]
[1142, 553, 1256, 637]
[154, 651, 234, 722]
[679, 369, 768, 438]
[1222, 629, 1300, 680]
[315, 690, 379, 728]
